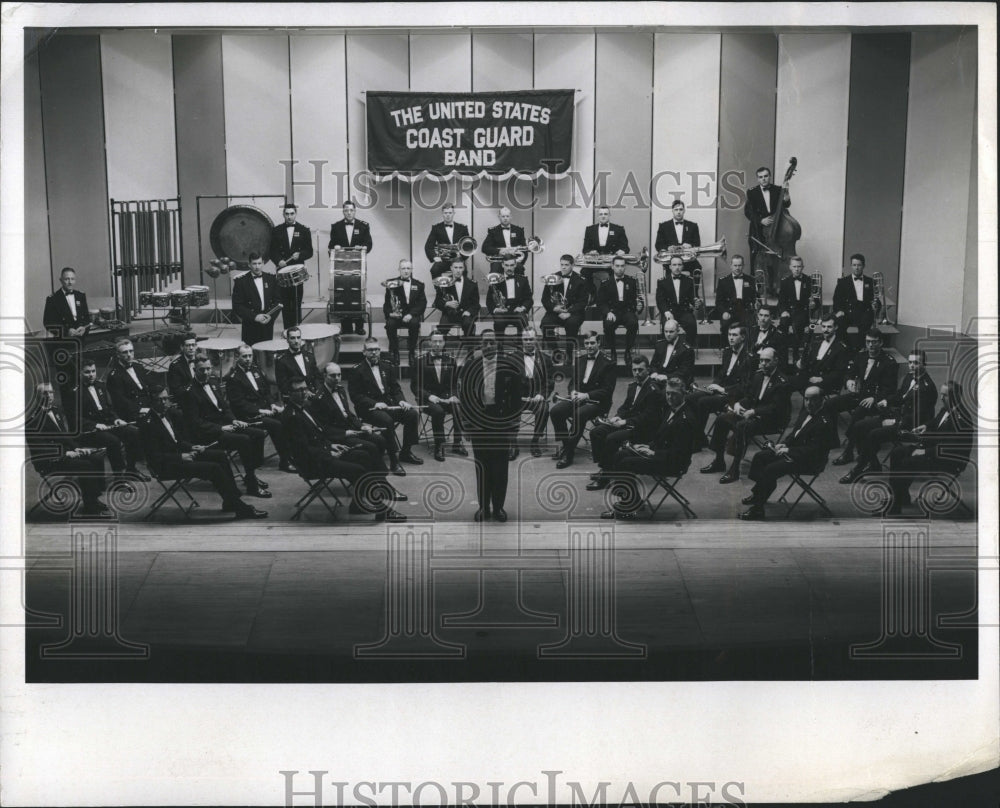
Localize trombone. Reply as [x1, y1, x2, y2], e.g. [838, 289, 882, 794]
[434, 235, 478, 262]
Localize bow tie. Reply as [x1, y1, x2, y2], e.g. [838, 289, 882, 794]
[501, 225, 510, 230]
[599, 223, 609, 228]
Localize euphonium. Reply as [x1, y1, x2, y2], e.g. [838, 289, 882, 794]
[434, 235, 478, 261]
[432, 274, 455, 288]
[382, 278, 404, 316]
[543, 273, 566, 309]
[526, 235, 545, 254]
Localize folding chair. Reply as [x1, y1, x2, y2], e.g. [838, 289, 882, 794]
[639, 471, 697, 519]
[290, 475, 348, 521]
[144, 474, 200, 520]
[776, 457, 833, 517]
[27, 472, 82, 519]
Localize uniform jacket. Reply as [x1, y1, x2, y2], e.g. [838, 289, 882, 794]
[582, 222, 630, 255]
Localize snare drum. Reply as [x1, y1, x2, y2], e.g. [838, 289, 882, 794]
[199, 337, 242, 379]
[99, 308, 115, 322]
[298, 323, 341, 369]
[186, 285, 210, 306]
[276, 263, 310, 288]
[151, 291, 170, 307]
[170, 290, 191, 308]
[139, 290, 154, 307]
[252, 338, 289, 386]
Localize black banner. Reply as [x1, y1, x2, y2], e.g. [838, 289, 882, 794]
[366, 89, 574, 180]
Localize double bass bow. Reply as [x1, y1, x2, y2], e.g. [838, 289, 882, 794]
[751, 157, 802, 298]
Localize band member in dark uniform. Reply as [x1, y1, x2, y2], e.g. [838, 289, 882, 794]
[268, 203, 314, 330]
[457, 329, 522, 522]
[599, 377, 695, 519]
[597, 256, 639, 363]
[481, 207, 527, 274]
[655, 255, 698, 340]
[655, 200, 702, 276]
[512, 329, 555, 458]
[69, 358, 148, 480]
[540, 254, 589, 347]
[328, 200, 372, 335]
[274, 326, 322, 395]
[587, 354, 664, 490]
[433, 259, 480, 337]
[885, 381, 974, 516]
[777, 255, 813, 363]
[744, 166, 790, 291]
[310, 362, 394, 465]
[582, 206, 630, 256]
[105, 339, 154, 422]
[140, 386, 266, 520]
[225, 343, 296, 473]
[43, 266, 91, 338]
[714, 254, 756, 330]
[790, 315, 849, 394]
[424, 203, 472, 279]
[166, 333, 201, 396]
[411, 332, 465, 462]
[383, 259, 426, 367]
[685, 323, 751, 450]
[832, 253, 876, 349]
[701, 347, 791, 484]
[232, 253, 280, 345]
[747, 306, 786, 370]
[649, 317, 696, 389]
[549, 331, 617, 469]
[738, 385, 837, 520]
[486, 255, 533, 346]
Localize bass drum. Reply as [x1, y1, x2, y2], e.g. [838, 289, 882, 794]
[209, 204, 274, 268]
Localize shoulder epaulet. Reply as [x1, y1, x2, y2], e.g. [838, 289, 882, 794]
[357, 219, 369, 227]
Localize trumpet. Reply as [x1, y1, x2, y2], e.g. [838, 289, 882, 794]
[434, 235, 478, 261]
[653, 237, 727, 265]
[872, 271, 889, 324]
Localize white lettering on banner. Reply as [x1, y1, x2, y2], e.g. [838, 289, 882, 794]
[490, 100, 551, 124]
[443, 150, 497, 166]
[427, 100, 487, 119]
[405, 128, 466, 149]
[473, 126, 535, 148]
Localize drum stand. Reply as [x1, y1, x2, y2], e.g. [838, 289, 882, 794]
[205, 275, 233, 331]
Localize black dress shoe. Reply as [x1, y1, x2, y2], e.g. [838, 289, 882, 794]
[451, 442, 468, 456]
[390, 463, 406, 476]
[586, 479, 610, 491]
[701, 460, 726, 474]
[278, 460, 297, 473]
[246, 484, 272, 499]
[126, 468, 152, 482]
[741, 493, 758, 505]
[719, 471, 740, 484]
[234, 502, 268, 519]
[555, 456, 573, 469]
[399, 450, 424, 465]
[832, 451, 855, 466]
[251, 477, 269, 490]
[391, 489, 408, 501]
[530, 442, 543, 457]
[494, 508, 508, 522]
[375, 508, 407, 522]
[474, 508, 489, 522]
[839, 467, 865, 484]
[508, 446, 519, 461]
[738, 506, 766, 521]
[434, 445, 445, 462]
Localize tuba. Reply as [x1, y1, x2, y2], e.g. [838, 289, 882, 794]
[654, 237, 727, 266]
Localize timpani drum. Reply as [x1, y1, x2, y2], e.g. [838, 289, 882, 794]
[169, 290, 191, 308]
[151, 291, 170, 308]
[139, 290, 154, 307]
[276, 263, 310, 288]
[99, 308, 115, 322]
[199, 337, 242, 378]
[298, 323, 341, 369]
[186, 285, 210, 306]
[252, 338, 288, 386]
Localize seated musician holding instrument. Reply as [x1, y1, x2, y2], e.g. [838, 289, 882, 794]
[686, 323, 751, 451]
[487, 255, 533, 345]
[433, 259, 480, 337]
[424, 203, 472, 279]
[282, 378, 406, 522]
[587, 354, 664, 491]
[549, 331, 617, 469]
[540, 254, 588, 346]
[714, 254, 756, 331]
[140, 386, 267, 520]
[68, 358, 149, 481]
[105, 339, 154, 422]
[826, 329, 899, 464]
[649, 317, 695, 389]
[166, 333, 201, 396]
[512, 329, 555, 459]
[597, 256, 639, 364]
[790, 315, 849, 395]
[481, 207, 527, 274]
[225, 343, 296, 473]
[411, 333, 466, 462]
[777, 256, 813, 364]
[832, 253, 876, 350]
[747, 306, 786, 370]
[347, 338, 423, 471]
[182, 355, 271, 499]
[582, 205, 630, 256]
[43, 266, 91, 339]
[655, 200, 701, 276]
[598, 377, 695, 520]
[268, 203, 313, 330]
[28, 381, 110, 518]
[275, 326, 322, 395]
[701, 347, 791, 484]
[383, 259, 426, 367]
[839, 349, 937, 483]
[655, 255, 698, 340]
[884, 380, 974, 516]
[738, 385, 837, 521]
[231, 252, 280, 346]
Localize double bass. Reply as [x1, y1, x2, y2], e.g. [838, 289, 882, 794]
[750, 157, 802, 297]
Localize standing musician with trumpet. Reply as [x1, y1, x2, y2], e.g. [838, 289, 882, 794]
[481, 207, 528, 274]
[433, 259, 480, 337]
[655, 255, 699, 342]
[540, 254, 589, 346]
[655, 200, 702, 276]
[382, 259, 427, 367]
[487, 256, 533, 345]
[232, 252, 282, 346]
[268, 202, 314, 330]
[424, 203, 473, 279]
[777, 256, 814, 365]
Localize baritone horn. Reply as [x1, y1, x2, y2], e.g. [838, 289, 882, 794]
[526, 235, 545, 255]
[432, 274, 455, 288]
[434, 235, 478, 262]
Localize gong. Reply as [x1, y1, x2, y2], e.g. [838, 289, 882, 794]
[208, 204, 274, 268]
